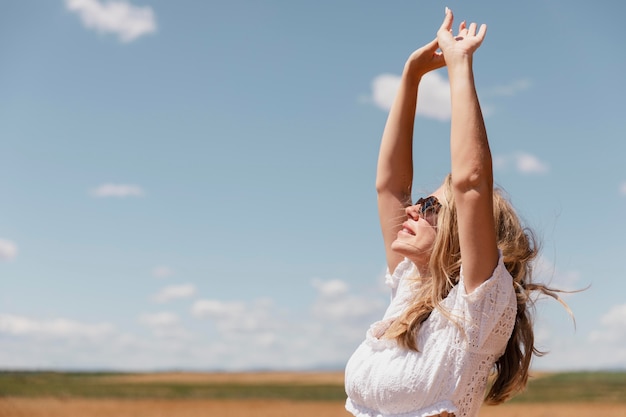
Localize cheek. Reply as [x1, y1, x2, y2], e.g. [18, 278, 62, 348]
[414, 222, 437, 242]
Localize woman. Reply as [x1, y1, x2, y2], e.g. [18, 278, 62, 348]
[344, 8, 561, 417]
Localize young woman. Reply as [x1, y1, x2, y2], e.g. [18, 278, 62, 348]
[344, 8, 561, 417]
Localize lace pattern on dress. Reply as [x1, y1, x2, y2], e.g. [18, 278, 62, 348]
[458, 254, 516, 353]
[344, 252, 516, 417]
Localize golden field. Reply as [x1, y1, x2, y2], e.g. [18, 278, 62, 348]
[2, 398, 626, 417]
[0, 371, 624, 417]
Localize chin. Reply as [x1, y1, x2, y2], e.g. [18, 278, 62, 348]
[391, 239, 417, 258]
[392, 240, 431, 265]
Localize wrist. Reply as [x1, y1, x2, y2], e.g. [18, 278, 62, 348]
[402, 61, 423, 85]
[445, 54, 473, 72]
[403, 59, 427, 81]
[446, 56, 474, 80]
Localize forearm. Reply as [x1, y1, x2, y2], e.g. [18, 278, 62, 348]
[375, 65, 421, 198]
[448, 60, 492, 192]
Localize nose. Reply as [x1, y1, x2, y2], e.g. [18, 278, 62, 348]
[405, 204, 420, 220]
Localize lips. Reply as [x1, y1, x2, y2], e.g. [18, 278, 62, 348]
[401, 222, 416, 236]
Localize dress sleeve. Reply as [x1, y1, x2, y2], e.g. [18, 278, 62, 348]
[455, 253, 517, 354]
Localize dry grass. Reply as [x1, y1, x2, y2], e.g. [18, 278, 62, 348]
[479, 403, 626, 417]
[0, 398, 348, 417]
[99, 371, 346, 385]
[2, 371, 623, 416]
[1, 398, 626, 417]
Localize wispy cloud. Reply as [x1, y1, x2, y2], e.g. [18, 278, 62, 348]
[620, 181, 626, 195]
[311, 278, 384, 322]
[152, 266, 175, 279]
[152, 284, 196, 303]
[191, 278, 387, 369]
[0, 314, 114, 339]
[138, 312, 189, 338]
[65, 0, 157, 43]
[311, 278, 349, 298]
[367, 72, 451, 121]
[589, 303, 626, 345]
[0, 239, 18, 261]
[486, 78, 532, 97]
[532, 255, 582, 292]
[0, 263, 623, 370]
[90, 183, 145, 198]
[494, 152, 549, 175]
[192, 298, 279, 349]
[138, 312, 179, 327]
[192, 299, 246, 319]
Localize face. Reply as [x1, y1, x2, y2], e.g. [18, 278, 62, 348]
[391, 185, 446, 267]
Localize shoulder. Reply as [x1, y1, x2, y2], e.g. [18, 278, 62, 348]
[459, 251, 514, 301]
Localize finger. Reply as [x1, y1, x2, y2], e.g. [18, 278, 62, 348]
[439, 6, 453, 33]
[468, 22, 477, 36]
[432, 52, 446, 69]
[476, 23, 487, 41]
[458, 20, 466, 34]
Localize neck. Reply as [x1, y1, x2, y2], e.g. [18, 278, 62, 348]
[409, 256, 430, 277]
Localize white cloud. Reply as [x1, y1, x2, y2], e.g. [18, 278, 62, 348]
[0, 317, 188, 370]
[619, 181, 626, 195]
[152, 266, 175, 279]
[311, 279, 384, 322]
[138, 312, 190, 339]
[192, 299, 277, 335]
[370, 73, 400, 111]
[138, 312, 179, 327]
[0, 271, 390, 370]
[191, 299, 246, 319]
[91, 183, 145, 198]
[65, 0, 157, 43]
[189, 279, 388, 370]
[152, 284, 196, 303]
[494, 152, 549, 175]
[416, 72, 451, 121]
[369, 72, 451, 121]
[516, 152, 549, 174]
[600, 304, 626, 329]
[487, 78, 532, 97]
[311, 278, 349, 298]
[192, 298, 281, 356]
[2, 265, 624, 371]
[532, 255, 582, 292]
[0, 239, 18, 261]
[589, 304, 626, 344]
[0, 314, 114, 340]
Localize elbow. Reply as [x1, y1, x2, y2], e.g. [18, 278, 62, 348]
[451, 165, 493, 194]
[375, 173, 412, 197]
[375, 177, 391, 195]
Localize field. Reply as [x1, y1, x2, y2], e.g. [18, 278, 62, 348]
[0, 371, 625, 416]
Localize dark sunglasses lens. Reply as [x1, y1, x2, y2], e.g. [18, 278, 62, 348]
[422, 198, 434, 212]
[417, 196, 439, 214]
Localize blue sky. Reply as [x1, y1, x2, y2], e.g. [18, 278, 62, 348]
[1, 0, 625, 371]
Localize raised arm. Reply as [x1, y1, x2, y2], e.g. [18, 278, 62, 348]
[437, 8, 498, 293]
[376, 39, 445, 273]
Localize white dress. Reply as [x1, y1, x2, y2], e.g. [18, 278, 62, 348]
[344, 254, 516, 417]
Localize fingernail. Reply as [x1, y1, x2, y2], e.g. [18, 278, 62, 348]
[445, 6, 449, 14]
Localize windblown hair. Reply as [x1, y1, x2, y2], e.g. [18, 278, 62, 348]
[383, 174, 566, 404]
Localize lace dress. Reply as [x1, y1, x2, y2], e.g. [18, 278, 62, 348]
[344, 254, 516, 417]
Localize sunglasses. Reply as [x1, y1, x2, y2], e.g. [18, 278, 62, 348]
[415, 196, 442, 216]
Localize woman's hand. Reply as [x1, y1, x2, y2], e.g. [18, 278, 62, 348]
[437, 7, 487, 67]
[405, 37, 445, 78]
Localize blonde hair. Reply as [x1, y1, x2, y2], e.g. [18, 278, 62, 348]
[383, 174, 566, 404]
